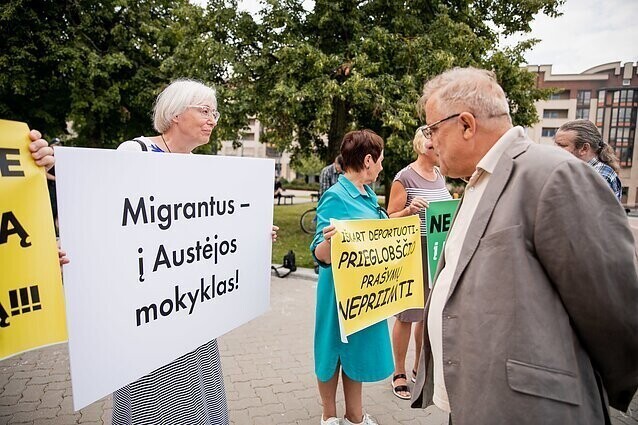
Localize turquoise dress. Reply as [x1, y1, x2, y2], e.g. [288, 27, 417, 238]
[311, 175, 394, 382]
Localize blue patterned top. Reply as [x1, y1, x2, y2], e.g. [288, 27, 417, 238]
[587, 157, 622, 201]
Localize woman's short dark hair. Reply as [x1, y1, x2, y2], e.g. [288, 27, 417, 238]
[340, 130, 384, 172]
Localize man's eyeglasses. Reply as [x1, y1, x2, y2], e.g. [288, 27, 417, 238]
[188, 105, 221, 121]
[420, 113, 460, 139]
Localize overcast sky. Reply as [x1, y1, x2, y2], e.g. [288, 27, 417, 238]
[502, 0, 638, 74]
[234, 0, 637, 75]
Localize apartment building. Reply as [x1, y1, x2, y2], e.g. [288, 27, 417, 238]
[217, 117, 296, 181]
[527, 62, 638, 205]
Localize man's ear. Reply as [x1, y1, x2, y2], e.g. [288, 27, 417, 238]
[459, 112, 476, 140]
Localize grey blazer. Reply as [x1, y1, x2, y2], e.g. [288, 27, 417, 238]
[411, 133, 638, 424]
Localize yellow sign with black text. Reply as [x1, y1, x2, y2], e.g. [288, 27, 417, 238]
[0, 120, 67, 360]
[331, 215, 424, 342]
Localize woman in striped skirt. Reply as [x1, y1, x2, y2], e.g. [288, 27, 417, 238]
[111, 79, 228, 425]
[113, 79, 277, 424]
[387, 127, 452, 400]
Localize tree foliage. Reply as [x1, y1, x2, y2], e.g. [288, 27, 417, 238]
[0, 0, 76, 138]
[1, 0, 563, 177]
[64, 0, 197, 147]
[160, 0, 259, 153]
[1, 0, 214, 147]
[293, 152, 324, 176]
[241, 0, 563, 189]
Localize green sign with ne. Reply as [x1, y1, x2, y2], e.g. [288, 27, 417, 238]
[425, 199, 460, 288]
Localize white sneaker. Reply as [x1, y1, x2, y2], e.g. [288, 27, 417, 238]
[343, 413, 378, 425]
[321, 416, 342, 425]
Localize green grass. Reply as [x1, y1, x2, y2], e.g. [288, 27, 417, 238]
[272, 203, 317, 268]
[271, 198, 385, 269]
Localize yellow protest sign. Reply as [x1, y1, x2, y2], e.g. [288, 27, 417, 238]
[0, 119, 66, 360]
[331, 215, 424, 341]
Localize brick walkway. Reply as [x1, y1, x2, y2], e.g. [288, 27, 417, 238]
[219, 273, 446, 425]
[1, 272, 636, 424]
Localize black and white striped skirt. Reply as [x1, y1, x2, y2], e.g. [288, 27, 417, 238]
[112, 339, 229, 425]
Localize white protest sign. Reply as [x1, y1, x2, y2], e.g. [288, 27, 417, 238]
[54, 147, 274, 410]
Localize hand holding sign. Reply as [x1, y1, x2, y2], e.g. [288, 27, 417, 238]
[330, 215, 424, 342]
[26, 130, 68, 266]
[323, 224, 337, 243]
[0, 120, 66, 361]
[27, 129, 55, 170]
[407, 196, 429, 215]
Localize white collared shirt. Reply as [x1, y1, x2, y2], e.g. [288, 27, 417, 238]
[427, 126, 524, 412]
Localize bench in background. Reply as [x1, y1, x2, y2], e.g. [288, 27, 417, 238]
[276, 194, 295, 205]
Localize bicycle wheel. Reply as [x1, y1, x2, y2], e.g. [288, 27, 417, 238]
[300, 208, 317, 234]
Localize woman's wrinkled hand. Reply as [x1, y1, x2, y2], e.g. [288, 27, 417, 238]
[28, 130, 55, 171]
[322, 224, 337, 244]
[58, 248, 69, 266]
[407, 197, 429, 215]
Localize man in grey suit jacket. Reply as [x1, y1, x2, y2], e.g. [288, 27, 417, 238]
[410, 67, 638, 424]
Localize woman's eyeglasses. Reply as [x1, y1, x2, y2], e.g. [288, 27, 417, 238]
[188, 105, 221, 121]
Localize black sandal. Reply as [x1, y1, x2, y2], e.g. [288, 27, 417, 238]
[392, 373, 411, 400]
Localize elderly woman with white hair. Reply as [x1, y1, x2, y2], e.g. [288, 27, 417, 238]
[35, 78, 276, 424]
[117, 79, 220, 154]
[114, 79, 278, 424]
[386, 128, 452, 400]
[112, 79, 229, 424]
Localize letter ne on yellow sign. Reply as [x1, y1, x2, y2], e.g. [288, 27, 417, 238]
[0, 119, 66, 360]
[330, 215, 424, 342]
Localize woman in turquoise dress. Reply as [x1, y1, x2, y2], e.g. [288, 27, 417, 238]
[311, 130, 394, 425]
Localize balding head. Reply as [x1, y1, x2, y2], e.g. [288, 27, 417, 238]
[418, 67, 513, 178]
[418, 67, 511, 121]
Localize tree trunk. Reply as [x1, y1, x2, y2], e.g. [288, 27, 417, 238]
[327, 96, 349, 164]
[384, 174, 392, 206]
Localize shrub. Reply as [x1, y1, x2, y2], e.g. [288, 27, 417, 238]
[286, 179, 320, 190]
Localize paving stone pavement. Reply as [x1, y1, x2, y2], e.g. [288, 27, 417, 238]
[1, 271, 637, 424]
[219, 272, 447, 425]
